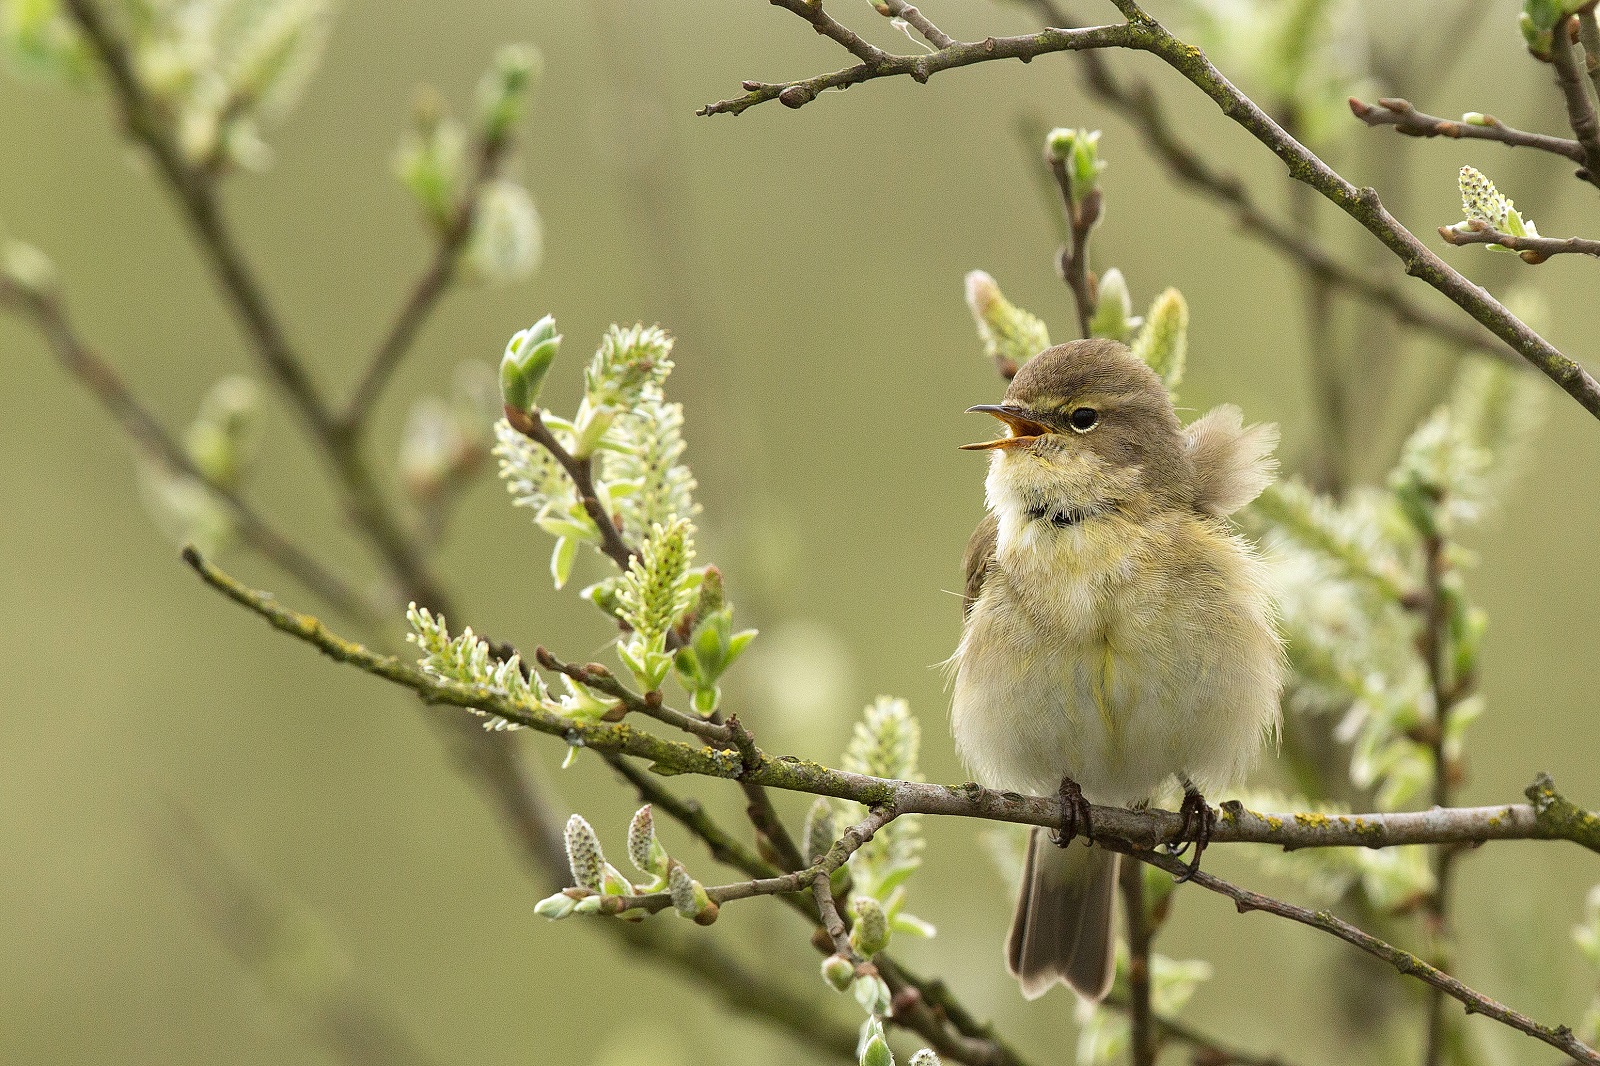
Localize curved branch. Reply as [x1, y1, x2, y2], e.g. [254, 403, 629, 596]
[1350, 97, 1586, 164]
[184, 548, 1600, 857]
[1441, 219, 1600, 263]
[701, 1, 1600, 419]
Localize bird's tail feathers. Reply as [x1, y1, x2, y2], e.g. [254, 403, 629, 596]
[1006, 827, 1118, 1002]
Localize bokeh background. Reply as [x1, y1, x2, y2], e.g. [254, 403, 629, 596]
[3, 1, 1599, 1064]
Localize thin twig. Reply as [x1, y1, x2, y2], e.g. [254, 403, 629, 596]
[0, 278, 379, 631]
[62, 0, 451, 610]
[878, 0, 956, 50]
[1440, 219, 1600, 263]
[182, 551, 1600, 856]
[1022, 1, 1517, 366]
[1047, 155, 1099, 338]
[1549, 15, 1600, 190]
[1349, 97, 1586, 164]
[1127, 848, 1600, 1066]
[704, 0, 1600, 416]
[340, 134, 513, 434]
[1581, 11, 1600, 112]
[503, 405, 636, 570]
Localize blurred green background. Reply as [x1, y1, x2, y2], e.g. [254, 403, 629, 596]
[3, 1, 1599, 1064]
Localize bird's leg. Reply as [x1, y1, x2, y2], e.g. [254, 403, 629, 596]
[1167, 781, 1216, 882]
[1050, 775, 1094, 848]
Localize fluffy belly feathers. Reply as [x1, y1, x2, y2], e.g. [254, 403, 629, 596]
[950, 513, 1279, 806]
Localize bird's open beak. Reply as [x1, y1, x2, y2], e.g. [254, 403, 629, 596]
[960, 405, 1052, 450]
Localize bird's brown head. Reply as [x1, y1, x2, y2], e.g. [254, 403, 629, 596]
[963, 339, 1191, 518]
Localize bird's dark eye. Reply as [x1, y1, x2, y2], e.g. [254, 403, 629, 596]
[1067, 407, 1099, 432]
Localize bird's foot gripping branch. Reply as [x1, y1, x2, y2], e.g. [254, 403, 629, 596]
[182, 292, 1600, 1066]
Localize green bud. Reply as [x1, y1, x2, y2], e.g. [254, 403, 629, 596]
[668, 862, 719, 924]
[627, 804, 670, 879]
[1462, 112, 1488, 126]
[805, 797, 838, 866]
[599, 861, 633, 897]
[1086, 266, 1135, 342]
[693, 564, 726, 618]
[821, 952, 856, 992]
[1, 240, 56, 296]
[1044, 127, 1105, 200]
[475, 43, 542, 144]
[964, 270, 1050, 373]
[533, 892, 579, 920]
[184, 376, 262, 489]
[849, 895, 890, 957]
[395, 92, 466, 231]
[861, 1032, 894, 1066]
[853, 975, 891, 1015]
[500, 315, 561, 414]
[1130, 288, 1188, 390]
[564, 814, 605, 891]
[571, 894, 603, 914]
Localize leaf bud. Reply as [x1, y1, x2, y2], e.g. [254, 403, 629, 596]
[533, 892, 579, 920]
[849, 895, 890, 957]
[1086, 266, 1135, 342]
[804, 797, 838, 866]
[500, 314, 560, 414]
[1044, 127, 1105, 201]
[860, 1032, 893, 1066]
[184, 376, 262, 489]
[668, 862, 719, 924]
[821, 952, 856, 992]
[475, 43, 542, 144]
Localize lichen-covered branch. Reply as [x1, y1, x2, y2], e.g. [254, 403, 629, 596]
[184, 548, 1600, 857]
[702, 0, 1600, 420]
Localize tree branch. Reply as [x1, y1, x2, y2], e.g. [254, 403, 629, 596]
[339, 132, 513, 435]
[1350, 97, 1586, 164]
[1024, 1, 1517, 366]
[183, 549, 1600, 856]
[0, 277, 379, 631]
[1549, 15, 1600, 190]
[503, 405, 637, 570]
[877, 0, 956, 51]
[1440, 219, 1600, 263]
[703, 1, 1600, 418]
[1127, 848, 1600, 1066]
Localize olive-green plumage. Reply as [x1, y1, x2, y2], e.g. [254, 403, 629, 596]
[951, 339, 1283, 1002]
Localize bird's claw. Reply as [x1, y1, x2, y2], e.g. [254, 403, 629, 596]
[1050, 776, 1093, 848]
[1166, 786, 1215, 882]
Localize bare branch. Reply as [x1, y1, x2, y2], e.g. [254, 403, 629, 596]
[703, 1, 1600, 418]
[1549, 15, 1600, 190]
[0, 277, 379, 631]
[1440, 219, 1600, 263]
[1129, 848, 1600, 1066]
[877, 0, 956, 50]
[1350, 97, 1586, 164]
[340, 133, 514, 435]
[697, 23, 1138, 115]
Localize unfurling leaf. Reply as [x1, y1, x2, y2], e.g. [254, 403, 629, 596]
[499, 315, 561, 415]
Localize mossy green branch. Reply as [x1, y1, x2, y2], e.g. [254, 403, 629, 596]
[184, 548, 1600, 856]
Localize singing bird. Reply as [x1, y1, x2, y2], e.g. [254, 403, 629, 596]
[950, 338, 1283, 1002]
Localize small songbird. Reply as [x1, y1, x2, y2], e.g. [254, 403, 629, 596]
[950, 338, 1283, 1002]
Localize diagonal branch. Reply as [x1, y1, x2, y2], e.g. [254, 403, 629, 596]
[1351, 97, 1587, 163]
[1128, 847, 1600, 1066]
[0, 277, 378, 631]
[1023, 2, 1516, 366]
[339, 134, 513, 435]
[702, 1, 1600, 419]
